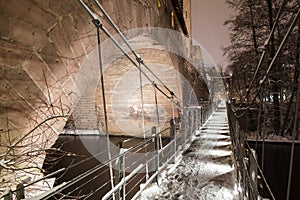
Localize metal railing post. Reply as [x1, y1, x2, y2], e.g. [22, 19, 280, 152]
[152, 127, 159, 183]
[170, 119, 176, 163]
[116, 142, 124, 200]
[196, 108, 198, 130]
[3, 188, 12, 200]
[191, 109, 194, 134]
[200, 106, 203, 126]
[249, 149, 258, 192]
[185, 110, 189, 145]
[190, 110, 192, 130]
[193, 109, 196, 133]
[122, 154, 126, 199]
[16, 183, 24, 200]
[183, 110, 187, 145]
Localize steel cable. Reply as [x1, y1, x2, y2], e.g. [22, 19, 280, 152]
[236, 7, 300, 119]
[92, 0, 182, 103]
[286, 58, 300, 200]
[246, 0, 288, 100]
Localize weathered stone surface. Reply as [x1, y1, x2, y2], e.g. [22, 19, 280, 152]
[0, 0, 57, 31]
[39, 44, 69, 84]
[0, 11, 9, 37]
[0, 40, 31, 67]
[9, 18, 48, 49]
[0, 0, 209, 194]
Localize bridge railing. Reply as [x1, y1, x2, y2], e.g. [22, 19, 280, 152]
[0, 104, 214, 200]
[103, 104, 214, 200]
[0, 0, 215, 198]
[227, 103, 275, 200]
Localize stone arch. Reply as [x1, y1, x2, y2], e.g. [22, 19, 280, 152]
[70, 33, 209, 136]
[0, 1, 211, 188]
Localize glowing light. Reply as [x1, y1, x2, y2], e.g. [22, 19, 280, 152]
[195, 149, 232, 157]
[197, 140, 231, 147]
[233, 182, 243, 196]
[199, 134, 230, 140]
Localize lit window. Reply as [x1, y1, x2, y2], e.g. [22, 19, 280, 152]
[171, 11, 175, 28]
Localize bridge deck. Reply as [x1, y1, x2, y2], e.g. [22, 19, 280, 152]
[140, 108, 239, 200]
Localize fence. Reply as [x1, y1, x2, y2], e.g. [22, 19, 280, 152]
[227, 103, 275, 200]
[0, 104, 214, 200]
[0, 0, 216, 198]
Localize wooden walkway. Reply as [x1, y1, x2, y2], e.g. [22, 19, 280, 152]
[140, 108, 239, 200]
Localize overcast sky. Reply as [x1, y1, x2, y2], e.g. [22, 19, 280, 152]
[191, 0, 231, 68]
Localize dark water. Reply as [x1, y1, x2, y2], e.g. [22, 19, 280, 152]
[247, 140, 300, 200]
[43, 136, 300, 199]
[43, 135, 169, 199]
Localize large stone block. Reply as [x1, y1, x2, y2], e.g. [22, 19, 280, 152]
[0, 0, 57, 31]
[9, 18, 48, 49]
[0, 0, 202, 192]
[0, 40, 31, 67]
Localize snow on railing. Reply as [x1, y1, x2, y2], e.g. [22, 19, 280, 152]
[227, 103, 275, 200]
[0, 105, 214, 200]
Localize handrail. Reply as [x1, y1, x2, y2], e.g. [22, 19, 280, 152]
[245, 141, 276, 200]
[39, 125, 174, 199]
[77, 0, 182, 105]
[91, 0, 182, 103]
[1, 105, 214, 199]
[227, 103, 275, 200]
[102, 164, 144, 200]
[246, 0, 288, 100]
[0, 1, 216, 198]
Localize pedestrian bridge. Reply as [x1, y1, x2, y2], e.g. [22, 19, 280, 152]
[140, 107, 238, 200]
[1, 105, 273, 200]
[0, 0, 275, 199]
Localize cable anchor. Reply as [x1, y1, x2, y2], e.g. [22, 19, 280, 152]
[136, 54, 143, 64]
[92, 18, 103, 28]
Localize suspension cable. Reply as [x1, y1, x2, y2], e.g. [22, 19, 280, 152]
[245, 141, 275, 200]
[142, 61, 181, 102]
[41, 126, 172, 199]
[93, 18, 115, 199]
[101, 21, 180, 106]
[246, 0, 288, 100]
[92, 0, 139, 58]
[261, 85, 266, 172]
[76, 0, 151, 84]
[60, 167, 111, 199]
[153, 82, 163, 150]
[263, 8, 300, 81]
[286, 59, 300, 200]
[153, 83, 160, 127]
[255, 86, 263, 151]
[236, 8, 300, 118]
[101, 21, 178, 105]
[171, 96, 175, 122]
[77, 0, 182, 107]
[137, 56, 149, 180]
[33, 113, 201, 200]
[91, 0, 182, 103]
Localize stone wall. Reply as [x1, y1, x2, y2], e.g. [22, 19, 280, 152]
[0, 0, 208, 185]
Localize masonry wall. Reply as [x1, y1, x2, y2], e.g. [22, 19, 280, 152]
[0, 0, 208, 165]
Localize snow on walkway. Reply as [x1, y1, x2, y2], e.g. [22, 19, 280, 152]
[139, 108, 239, 200]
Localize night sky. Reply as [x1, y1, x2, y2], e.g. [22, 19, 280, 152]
[191, 0, 231, 68]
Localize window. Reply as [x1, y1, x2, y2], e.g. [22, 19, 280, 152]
[171, 11, 175, 28]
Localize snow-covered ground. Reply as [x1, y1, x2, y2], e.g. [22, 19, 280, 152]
[139, 109, 240, 200]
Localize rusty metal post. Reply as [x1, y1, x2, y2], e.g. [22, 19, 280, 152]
[152, 127, 159, 183]
[170, 119, 176, 163]
[249, 149, 258, 192]
[200, 106, 203, 126]
[116, 142, 123, 200]
[16, 183, 24, 200]
[3, 188, 12, 200]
